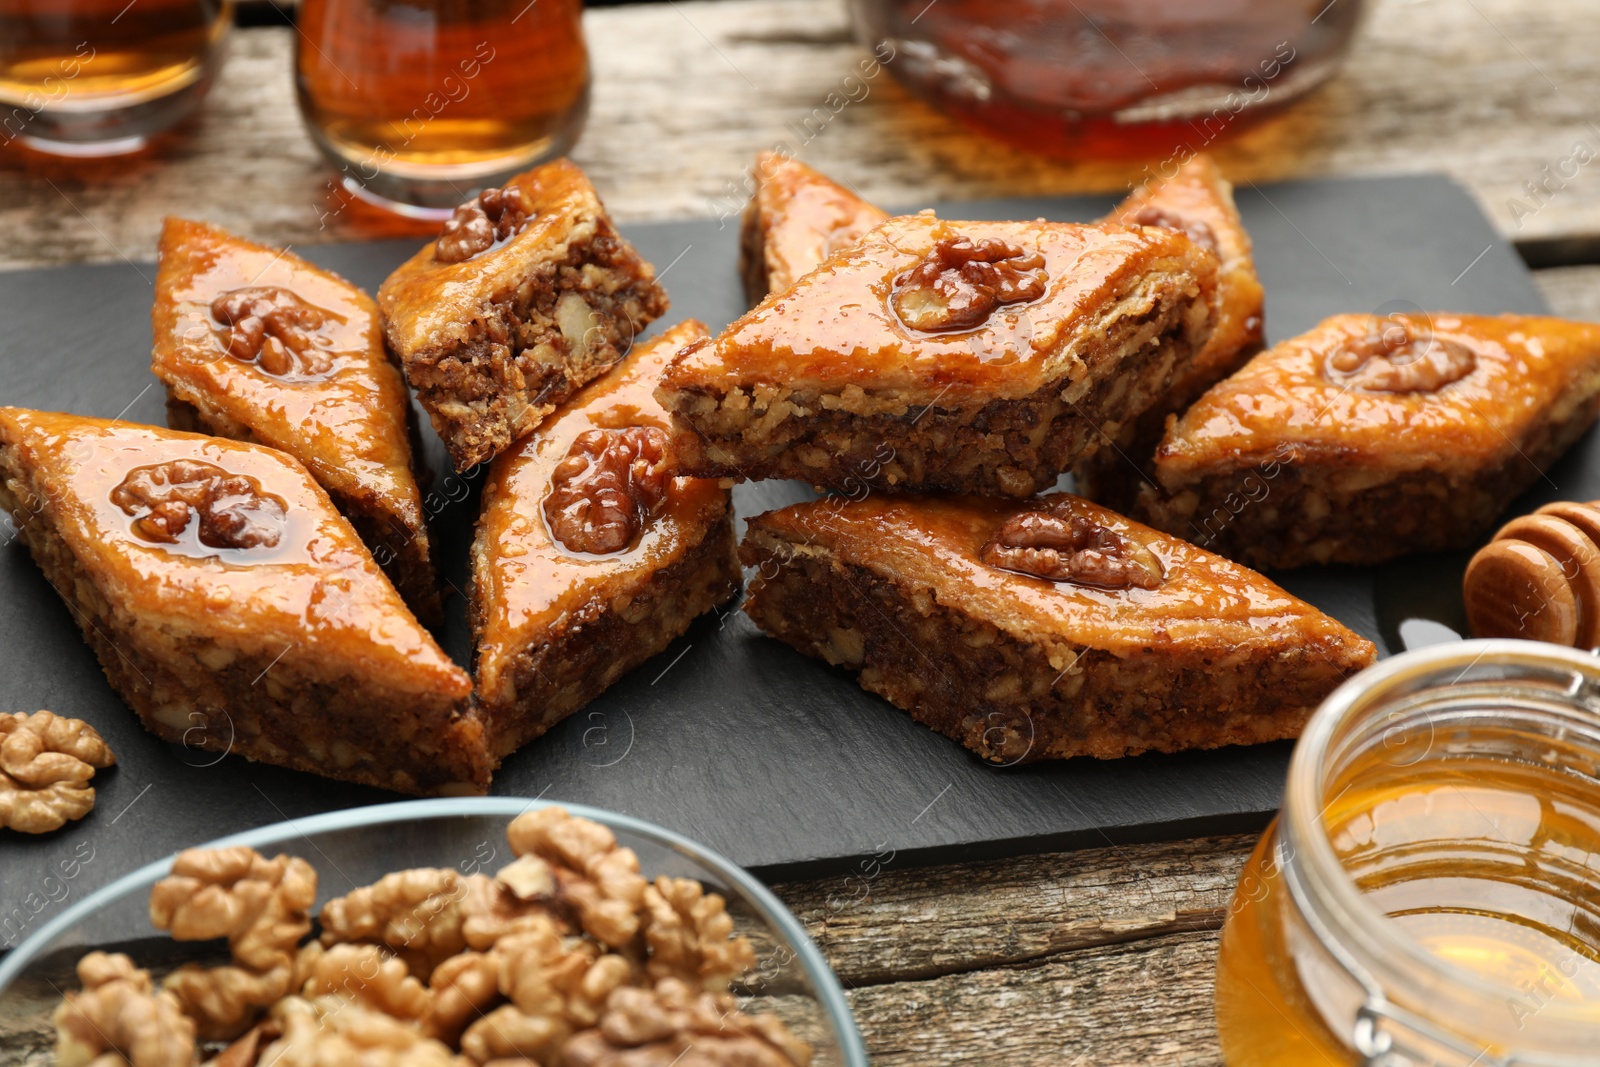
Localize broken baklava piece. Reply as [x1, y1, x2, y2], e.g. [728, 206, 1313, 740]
[740, 492, 1374, 763]
[378, 160, 670, 472]
[1075, 154, 1266, 511]
[153, 217, 441, 624]
[0, 408, 489, 796]
[739, 152, 888, 304]
[1138, 313, 1600, 569]
[658, 213, 1219, 497]
[471, 321, 741, 757]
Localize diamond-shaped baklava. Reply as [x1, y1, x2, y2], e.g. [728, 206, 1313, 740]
[740, 491, 1374, 763]
[658, 213, 1218, 497]
[471, 320, 740, 757]
[152, 217, 440, 623]
[0, 408, 488, 795]
[1137, 313, 1600, 568]
[1074, 154, 1265, 510]
[378, 161, 670, 472]
[739, 152, 888, 304]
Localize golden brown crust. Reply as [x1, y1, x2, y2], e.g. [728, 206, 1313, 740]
[378, 160, 670, 472]
[152, 217, 440, 624]
[471, 321, 741, 758]
[739, 492, 1374, 763]
[0, 407, 488, 796]
[738, 152, 889, 304]
[1138, 312, 1600, 568]
[660, 215, 1218, 497]
[1074, 154, 1265, 511]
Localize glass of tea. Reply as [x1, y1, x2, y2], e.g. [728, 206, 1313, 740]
[295, 0, 589, 218]
[0, 0, 232, 156]
[1214, 641, 1600, 1066]
[847, 0, 1367, 160]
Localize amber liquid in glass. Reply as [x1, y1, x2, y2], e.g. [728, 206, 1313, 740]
[296, 0, 587, 210]
[0, 0, 229, 151]
[1216, 745, 1600, 1066]
[853, 0, 1363, 159]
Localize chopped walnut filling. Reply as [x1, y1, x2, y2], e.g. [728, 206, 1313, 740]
[891, 234, 1047, 333]
[436, 185, 532, 263]
[111, 459, 287, 551]
[1326, 322, 1478, 393]
[982, 502, 1164, 590]
[1128, 205, 1220, 257]
[544, 427, 671, 555]
[0, 710, 114, 834]
[210, 286, 339, 378]
[52, 952, 196, 1067]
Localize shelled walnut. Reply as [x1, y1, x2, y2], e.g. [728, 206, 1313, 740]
[52, 952, 196, 1067]
[982, 503, 1164, 590]
[51, 809, 807, 1067]
[1326, 323, 1477, 393]
[436, 185, 531, 263]
[0, 710, 114, 834]
[111, 460, 287, 551]
[1128, 204, 1220, 256]
[642, 877, 755, 990]
[209, 286, 338, 378]
[544, 427, 671, 555]
[892, 234, 1047, 333]
[149, 847, 317, 1039]
[562, 979, 812, 1067]
[505, 807, 649, 949]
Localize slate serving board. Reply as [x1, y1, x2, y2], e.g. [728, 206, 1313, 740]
[0, 174, 1585, 934]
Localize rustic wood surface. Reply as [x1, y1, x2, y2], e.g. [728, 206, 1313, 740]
[2, 1, 1598, 1064]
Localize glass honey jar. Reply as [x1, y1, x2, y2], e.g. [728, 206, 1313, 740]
[1215, 640, 1600, 1066]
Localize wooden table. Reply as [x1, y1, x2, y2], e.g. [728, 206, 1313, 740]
[4, 1, 1599, 1062]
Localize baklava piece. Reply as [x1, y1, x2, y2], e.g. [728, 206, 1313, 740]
[1137, 313, 1600, 569]
[741, 492, 1374, 763]
[378, 160, 670, 472]
[471, 321, 740, 757]
[739, 152, 888, 304]
[0, 408, 489, 795]
[153, 217, 440, 623]
[1074, 154, 1266, 511]
[658, 214, 1218, 497]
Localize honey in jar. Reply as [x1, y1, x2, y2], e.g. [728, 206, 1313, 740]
[295, 0, 589, 216]
[0, 0, 231, 154]
[1215, 641, 1600, 1066]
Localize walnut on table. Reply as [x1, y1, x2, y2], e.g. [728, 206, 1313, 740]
[0, 710, 115, 834]
[52, 952, 196, 1067]
[561, 979, 813, 1067]
[148, 847, 318, 1040]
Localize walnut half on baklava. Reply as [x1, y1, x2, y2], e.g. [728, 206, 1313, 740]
[378, 160, 670, 472]
[1136, 313, 1600, 569]
[471, 321, 741, 757]
[739, 492, 1374, 764]
[0, 408, 489, 795]
[657, 213, 1218, 497]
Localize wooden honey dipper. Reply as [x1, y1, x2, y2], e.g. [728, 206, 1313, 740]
[1464, 501, 1600, 648]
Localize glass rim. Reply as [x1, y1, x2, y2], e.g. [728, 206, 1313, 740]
[1285, 638, 1600, 1039]
[0, 796, 869, 1067]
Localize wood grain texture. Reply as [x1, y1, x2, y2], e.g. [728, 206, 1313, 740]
[1534, 264, 1600, 321]
[3, 0, 1600, 272]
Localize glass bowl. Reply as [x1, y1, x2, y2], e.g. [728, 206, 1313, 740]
[0, 798, 868, 1067]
